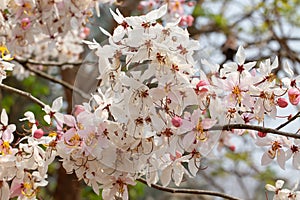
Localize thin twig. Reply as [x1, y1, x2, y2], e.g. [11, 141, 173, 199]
[276, 111, 300, 130]
[0, 83, 46, 107]
[206, 124, 300, 139]
[137, 178, 242, 200]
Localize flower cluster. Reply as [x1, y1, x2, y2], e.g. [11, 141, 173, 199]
[138, 0, 195, 27]
[0, 0, 115, 81]
[0, 4, 300, 200]
[266, 180, 300, 200]
[0, 109, 56, 199]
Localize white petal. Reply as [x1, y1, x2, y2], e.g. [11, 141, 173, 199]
[145, 4, 167, 22]
[110, 8, 123, 24]
[236, 46, 245, 65]
[188, 158, 199, 177]
[293, 152, 300, 169]
[283, 61, 294, 77]
[261, 151, 273, 166]
[271, 56, 278, 70]
[44, 115, 51, 124]
[52, 97, 63, 111]
[1, 109, 8, 126]
[265, 184, 276, 192]
[0, 181, 9, 200]
[99, 27, 112, 37]
[182, 132, 195, 150]
[275, 180, 285, 189]
[160, 166, 172, 187]
[277, 149, 286, 170]
[173, 165, 184, 186]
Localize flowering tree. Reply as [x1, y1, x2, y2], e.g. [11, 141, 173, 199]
[0, 1, 300, 200]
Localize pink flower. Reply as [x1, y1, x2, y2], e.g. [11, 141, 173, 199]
[288, 88, 300, 105]
[171, 116, 182, 127]
[277, 97, 288, 108]
[21, 18, 31, 30]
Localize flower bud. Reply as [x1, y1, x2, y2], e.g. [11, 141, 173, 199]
[171, 116, 182, 127]
[288, 88, 300, 105]
[258, 131, 267, 138]
[34, 129, 44, 139]
[277, 98, 288, 108]
[229, 145, 235, 151]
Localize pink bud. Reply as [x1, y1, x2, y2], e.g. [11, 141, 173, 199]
[277, 98, 288, 108]
[21, 18, 31, 30]
[258, 131, 267, 138]
[288, 88, 300, 105]
[229, 145, 235, 151]
[171, 116, 182, 127]
[34, 129, 44, 139]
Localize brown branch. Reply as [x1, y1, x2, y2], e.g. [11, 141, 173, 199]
[0, 83, 46, 107]
[14, 57, 84, 67]
[137, 178, 242, 200]
[21, 63, 90, 100]
[206, 124, 300, 139]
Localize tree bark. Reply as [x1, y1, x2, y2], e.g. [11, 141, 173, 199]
[54, 67, 81, 200]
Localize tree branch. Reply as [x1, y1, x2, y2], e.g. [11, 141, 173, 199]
[22, 63, 91, 100]
[0, 83, 46, 107]
[15, 57, 84, 67]
[137, 178, 242, 200]
[206, 124, 300, 139]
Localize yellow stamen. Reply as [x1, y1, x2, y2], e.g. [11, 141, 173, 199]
[0, 46, 14, 61]
[48, 131, 57, 137]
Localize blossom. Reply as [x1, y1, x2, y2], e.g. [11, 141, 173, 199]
[285, 140, 300, 169]
[43, 97, 64, 124]
[20, 17, 31, 30]
[221, 46, 256, 77]
[102, 174, 136, 200]
[256, 136, 287, 169]
[0, 109, 16, 155]
[182, 109, 217, 150]
[265, 180, 300, 200]
[20, 111, 38, 135]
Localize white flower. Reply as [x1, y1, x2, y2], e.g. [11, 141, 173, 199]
[43, 97, 64, 124]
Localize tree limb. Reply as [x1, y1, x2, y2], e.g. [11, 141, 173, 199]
[0, 83, 46, 107]
[206, 124, 300, 139]
[137, 178, 242, 200]
[15, 57, 84, 67]
[22, 63, 91, 100]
